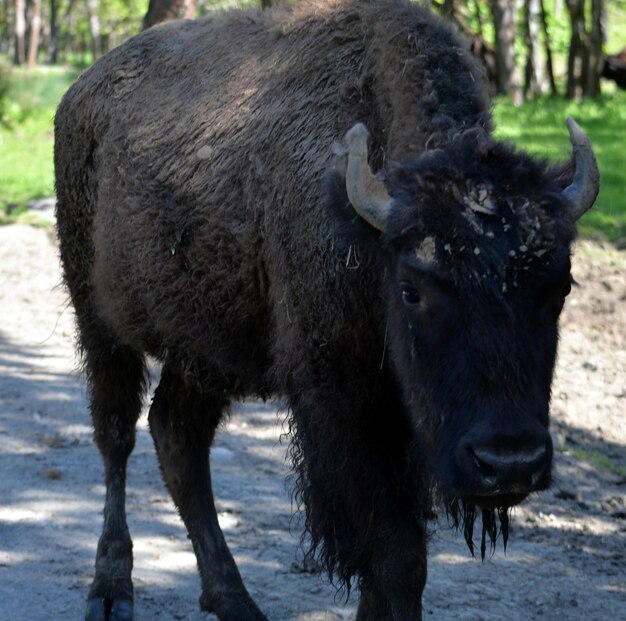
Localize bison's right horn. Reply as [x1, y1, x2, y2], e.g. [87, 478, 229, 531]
[345, 123, 392, 231]
[561, 117, 600, 221]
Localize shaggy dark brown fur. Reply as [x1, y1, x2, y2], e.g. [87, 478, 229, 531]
[54, 1, 587, 620]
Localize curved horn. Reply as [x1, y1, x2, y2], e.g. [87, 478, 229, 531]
[344, 123, 392, 231]
[561, 117, 600, 221]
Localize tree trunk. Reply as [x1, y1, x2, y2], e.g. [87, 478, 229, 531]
[143, 0, 196, 30]
[85, 0, 101, 61]
[15, 0, 26, 64]
[3, 0, 14, 57]
[436, 0, 473, 35]
[566, 0, 588, 101]
[585, 0, 604, 97]
[46, 0, 59, 63]
[57, 0, 76, 64]
[26, 0, 40, 67]
[260, 0, 272, 8]
[539, 0, 558, 96]
[489, 0, 522, 104]
[439, 0, 457, 19]
[523, 0, 544, 99]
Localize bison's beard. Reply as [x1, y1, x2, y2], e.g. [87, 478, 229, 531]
[446, 498, 511, 560]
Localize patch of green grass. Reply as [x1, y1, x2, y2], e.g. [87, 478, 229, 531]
[563, 443, 626, 478]
[6, 66, 79, 113]
[0, 113, 56, 211]
[0, 66, 78, 221]
[493, 91, 626, 244]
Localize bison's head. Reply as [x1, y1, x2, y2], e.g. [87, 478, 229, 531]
[340, 120, 599, 556]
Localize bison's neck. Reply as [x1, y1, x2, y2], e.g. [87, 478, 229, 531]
[361, 0, 491, 165]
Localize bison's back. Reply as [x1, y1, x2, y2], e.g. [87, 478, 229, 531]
[54, 0, 486, 391]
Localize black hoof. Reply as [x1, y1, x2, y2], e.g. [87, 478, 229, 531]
[86, 589, 133, 621]
[200, 591, 269, 621]
[86, 598, 106, 621]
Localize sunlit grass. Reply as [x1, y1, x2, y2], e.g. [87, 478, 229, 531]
[6, 66, 79, 111]
[0, 66, 78, 223]
[0, 113, 55, 216]
[493, 91, 626, 243]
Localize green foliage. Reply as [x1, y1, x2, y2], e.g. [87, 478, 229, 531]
[0, 62, 11, 123]
[1, 66, 78, 123]
[606, 0, 626, 53]
[198, 0, 259, 12]
[0, 67, 78, 223]
[493, 91, 626, 244]
[0, 113, 55, 223]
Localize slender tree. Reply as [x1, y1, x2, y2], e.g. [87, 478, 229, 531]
[523, 0, 544, 99]
[15, 0, 25, 64]
[439, 0, 459, 19]
[489, 0, 522, 104]
[586, 0, 604, 97]
[58, 0, 77, 63]
[85, 0, 101, 61]
[45, 0, 59, 63]
[539, 0, 558, 96]
[565, 0, 588, 100]
[1, 0, 14, 57]
[26, 0, 40, 67]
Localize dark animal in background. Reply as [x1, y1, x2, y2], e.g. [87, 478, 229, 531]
[602, 47, 626, 89]
[54, 0, 599, 619]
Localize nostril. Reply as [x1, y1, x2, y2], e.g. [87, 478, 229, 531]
[470, 448, 497, 486]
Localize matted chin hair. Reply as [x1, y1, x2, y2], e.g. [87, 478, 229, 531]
[446, 498, 511, 561]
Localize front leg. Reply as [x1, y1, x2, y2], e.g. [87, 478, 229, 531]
[288, 368, 428, 621]
[357, 517, 427, 621]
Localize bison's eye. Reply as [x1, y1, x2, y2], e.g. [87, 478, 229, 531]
[401, 285, 422, 308]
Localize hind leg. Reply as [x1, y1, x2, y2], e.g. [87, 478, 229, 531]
[148, 362, 268, 621]
[84, 337, 147, 621]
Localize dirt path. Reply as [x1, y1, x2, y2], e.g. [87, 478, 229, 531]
[0, 224, 624, 620]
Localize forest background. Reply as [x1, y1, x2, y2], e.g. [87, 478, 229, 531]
[0, 0, 624, 243]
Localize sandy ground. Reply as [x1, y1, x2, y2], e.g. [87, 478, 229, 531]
[0, 222, 624, 621]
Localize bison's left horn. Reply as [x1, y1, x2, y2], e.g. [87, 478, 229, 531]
[561, 117, 600, 221]
[345, 123, 392, 231]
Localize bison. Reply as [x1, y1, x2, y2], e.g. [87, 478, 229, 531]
[602, 47, 626, 90]
[54, 0, 599, 619]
